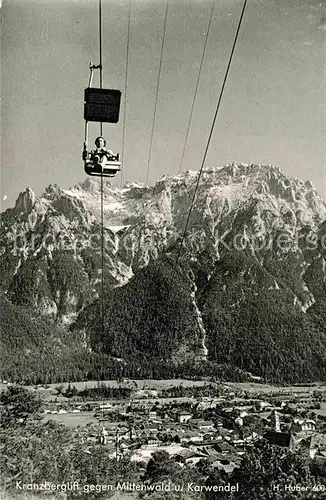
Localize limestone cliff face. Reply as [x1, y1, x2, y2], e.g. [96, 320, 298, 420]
[1, 164, 326, 381]
[1, 164, 325, 325]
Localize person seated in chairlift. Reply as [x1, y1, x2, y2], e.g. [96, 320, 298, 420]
[83, 136, 114, 166]
[92, 136, 114, 166]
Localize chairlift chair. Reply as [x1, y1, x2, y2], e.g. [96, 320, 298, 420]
[83, 64, 122, 178]
[83, 144, 122, 178]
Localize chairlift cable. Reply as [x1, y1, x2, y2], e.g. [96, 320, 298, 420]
[98, 0, 105, 355]
[121, 0, 132, 186]
[125, 2, 214, 250]
[178, 1, 215, 174]
[145, 1, 169, 185]
[175, 0, 248, 267]
[99, 0, 103, 121]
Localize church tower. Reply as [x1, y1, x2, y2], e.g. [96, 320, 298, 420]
[271, 409, 281, 432]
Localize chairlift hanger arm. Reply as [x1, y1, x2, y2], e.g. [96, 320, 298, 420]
[88, 63, 103, 88]
[90, 63, 102, 70]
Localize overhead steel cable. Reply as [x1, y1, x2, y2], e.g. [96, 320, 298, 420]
[175, 0, 248, 267]
[121, 0, 131, 186]
[99, 0, 103, 134]
[98, 0, 105, 351]
[97, 0, 110, 419]
[178, 1, 215, 174]
[145, 1, 169, 185]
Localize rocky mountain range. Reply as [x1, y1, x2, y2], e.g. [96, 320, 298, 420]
[1, 163, 325, 384]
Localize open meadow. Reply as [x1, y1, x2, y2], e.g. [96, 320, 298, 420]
[225, 381, 326, 396]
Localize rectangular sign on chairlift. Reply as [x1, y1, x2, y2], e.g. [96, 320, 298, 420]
[84, 88, 121, 123]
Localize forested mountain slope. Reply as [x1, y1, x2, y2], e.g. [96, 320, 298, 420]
[1, 164, 325, 383]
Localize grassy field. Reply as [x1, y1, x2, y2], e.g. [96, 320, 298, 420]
[31, 378, 214, 391]
[0, 379, 214, 398]
[2, 378, 325, 397]
[2, 378, 326, 397]
[43, 411, 97, 428]
[225, 382, 326, 395]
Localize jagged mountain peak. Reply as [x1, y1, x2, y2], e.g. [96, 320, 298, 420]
[2, 163, 325, 240]
[1, 163, 326, 383]
[1, 163, 325, 322]
[14, 186, 38, 212]
[43, 183, 62, 195]
[57, 164, 325, 229]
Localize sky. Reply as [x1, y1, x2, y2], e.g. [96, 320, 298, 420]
[1, 0, 325, 210]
